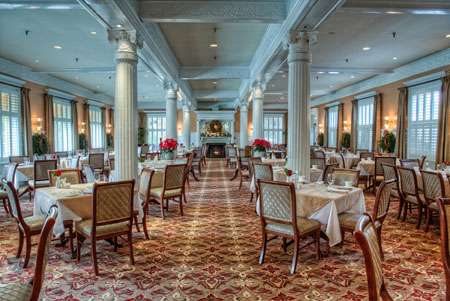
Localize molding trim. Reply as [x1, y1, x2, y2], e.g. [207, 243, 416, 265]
[0, 74, 26, 87]
[193, 90, 239, 99]
[326, 101, 340, 108]
[194, 110, 237, 121]
[46, 88, 76, 100]
[355, 91, 377, 100]
[87, 100, 104, 107]
[403, 70, 446, 86]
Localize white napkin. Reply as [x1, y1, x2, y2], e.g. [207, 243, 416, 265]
[327, 186, 350, 194]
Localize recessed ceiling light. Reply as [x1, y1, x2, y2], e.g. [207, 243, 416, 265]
[91, 31, 97, 35]
[271, 84, 275, 87]
[144, 74, 148, 77]
[350, 75, 355, 79]
[116, 24, 122, 28]
[328, 71, 339, 74]
[35, 59, 39, 63]
[212, 81, 217, 84]
[330, 85, 333, 88]
[280, 96, 284, 100]
[362, 47, 370, 51]
[386, 11, 402, 14]
[393, 57, 398, 60]
[282, 74, 286, 78]
[27, 6, 39, 9]
[96, 85, 100, 88]
[317, 71, 325, 74]
[446, 34, 450, 38]
[75, 76, 79, 79]
[54, 45, 62, 49]
[210, 43, 218, 48]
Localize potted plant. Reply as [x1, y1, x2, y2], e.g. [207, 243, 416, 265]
[379, 130, 396, 154]
[138, 128, 146, 146]
[106, 133, 114, 147]
[32, 133, 49, 158]
[159, 138, 178, 160]
[341, 132, 351, 152]
[317, 133, 324, 147]
[252, 139, 271, 157]
[79, 133, 87, 151]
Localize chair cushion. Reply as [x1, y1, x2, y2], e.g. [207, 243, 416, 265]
[28, 180, 50, 188]
[241, 170, 249, 177]
[338, 212, 363, 230]
[390, 189, 399, 198]
[405, 194, 424, 204]
[75, 219, 129, 237]
[0, 282, 33, 300]
[150, 187, 182, 198]
[23, 215, 46, 231]
[265, 218, 321, 236]
[428, 202, 438, 211]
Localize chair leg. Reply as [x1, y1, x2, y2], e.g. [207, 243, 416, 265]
[128, 230, 135, 265]
[2, 199, 9, 214]
[377, 226, 384, 260]
[239, 177, 242, 190]
[259, 232, 267, 265]
[160, 198, 165, 220]
[183, 190, 187, 204]
[425, 207, 432, 232]
[142, 215, 150, 240]
[416, 204, 422, 229]
[68, 225, 74, 256]
[76, 233, 81, 261]
[396, 198, 403, 220]
[134, 215, 141, 233]
[315, 229, 321, 260]
[16, 230, 24, 258]
[179, 196, 184, 216]
[290, 238, 299, 274]
[250, 193, 253, 203]
[402, 201, 408, 222]
[282, 238, 287, 252]
[92, 240, 99, 276]
[23, 234, 32, 268]
[340, 230, 345, 247]
[113, 237, 118, 252]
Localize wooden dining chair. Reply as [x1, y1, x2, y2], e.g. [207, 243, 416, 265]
[354, 213, 393, 300]
[322, 163, 339, 184]
[0, 205, 58, 300]
[88, 153, 108, 179]
[48, 169, 82, 186]
[421, 170, 447, 232]
[257, 180, 321, 274]
[9, 156, 28, 164]
[331, 168, 360, 187]
[310, 158, 325, 170]
[314, 150, 325, 159]
[149, 164, 186, 219]
[397, 166, 425, 229]
[76, 180, 136, 276]
[55, 151, 68, 158]
[237, 157, 251, 190]
[373, 156, 396, 195]
[82, 164, 96, 183]
[360, 151, 374, 161]
[145, 152, 160, 161]
[140, 144, 150, 157]
[29, 160, 57, 201]
[0, 163, 18, 215]
[436, 197, 450, 300]
[400, 159, 420, 168]
[3, 179, 73, 267]
[419, 156, 427, 169]
[191, 149, 203, 175]
[251, 163, 273, 203]
[136, 168, 155, 240]
[226, 146, 237, 169]
[382, 163, 403, 220]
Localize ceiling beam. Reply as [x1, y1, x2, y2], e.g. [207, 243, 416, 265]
[279, 67, 393, 74]
[0, 1, 81, 9]
[31, 66, 149, 73]
[180, 67, 250, 80]
[339, 0, 450, 15]
[139, 0, 285, 23]
[193, 90, 239, 99]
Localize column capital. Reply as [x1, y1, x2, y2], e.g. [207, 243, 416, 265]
[165, 83, 178, 99]
[285, 30, 318, 64]
[239, 100, 249, 111]
[108, 29, 142, 63]
[252, 82, 265, 99]
[182, 99, 192, 110]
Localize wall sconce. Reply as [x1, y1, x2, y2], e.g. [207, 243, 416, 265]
[35, 117, 43, 131]
[107, 124, 112, 133]
[81, 122, 86, 133]
[343, 120, 350, 132]
[178, 126, 182, 134]
[384, 116, 395, 130]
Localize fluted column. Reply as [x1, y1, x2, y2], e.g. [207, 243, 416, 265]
[108, 29, 141, 181]
[286, 30, 317, 180]
[182, 100, 191, 147]
[166, 86, 177, 140]
[196, 119, 201, 146]
[252, 84, 264, 141]
[240, 100, 249, 148]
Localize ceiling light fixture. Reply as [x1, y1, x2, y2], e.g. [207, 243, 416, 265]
[350, 75, 355, 79]
[328, 71, 339, 74]
[27, 6, 39, 9]
[91, 31, 97, 35]
[446, 34, 450, 38]
[54, 45, 62, 49]
[35, 59, 39, 63]
[393, 57, 398, 60]
[75, 76, 79, 79]
[317, 71, 325, 74]
[116, 24, 122, 28]
[144, 74, 148, 77]
[386, 11, 402, 14]
[212, 81, 217, 84]
[96, 85, 100, 88]
[330, 85, 333, 88]
[210, 43, 218, 48]
[362, 47, 370, 51]
[282, 74, 286, 78]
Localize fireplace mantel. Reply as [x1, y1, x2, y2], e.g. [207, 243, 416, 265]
[201, 137, 231, 144]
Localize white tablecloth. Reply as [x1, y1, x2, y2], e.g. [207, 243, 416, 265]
[251, 168, 323, 192]
[33, 183, 143, 236]
[261, 158, 287, 167]
[256, 183, 365, 246]
[3, 164, 34, 189]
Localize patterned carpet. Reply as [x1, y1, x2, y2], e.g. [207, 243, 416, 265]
[0, 160, 446, 300]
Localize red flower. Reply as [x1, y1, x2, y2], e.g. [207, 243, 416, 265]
[160, 138, 178, 151]
[377, 153, 382, 156]
[77, 150, 82, 154]
[252, 139, 271, 151]
[52, 155, 56, 159]
[348, 148, 352, 152]
[288, 170, 293, 176]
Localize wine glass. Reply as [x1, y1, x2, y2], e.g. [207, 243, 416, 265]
[24, 157, 29, 165]
[437, 163, 442, 171]
[327, 174, 332, 185]
[425, 161, 430, 170]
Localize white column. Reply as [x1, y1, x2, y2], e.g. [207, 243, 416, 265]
[252, 84, 264, 141]
[240, 100, 249, 148]
[230, 120, 235, 144]
[165, 86, 177, 140]
[182, 100, 191, 147]
[286, 30, 317, 180]
[196, 119, 201, 146]
[108, 30, 141, 181]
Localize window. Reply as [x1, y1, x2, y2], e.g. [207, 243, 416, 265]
[0, 84, 21, 161]
[327, 106, 338, 148]
[53, 98, 72, 153]
[147, 114, 166, 147]
[357, 97, 374, 150]
[264, 114, 284, 145]
[407, 81, 441, 162]
[89, 106, 103, 149]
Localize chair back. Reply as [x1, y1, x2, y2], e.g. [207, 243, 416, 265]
[70, 156, 80, 169]
[360, 152, 374, 161]
[419, 156, 427, 169]
[175, 158, 188, 164]
[30, 205, 58, 300]
[310, 158, 325, 170]
[89, 153, 105, 170]
[140, 144, 150, 156]
[93, 180, 135, 226]
[2, 179, 26, 227]
[163, 164, 186, 190]
[400, 159, 420, 168]
[253, 163, 273, 182]
[138, 168, 154, 202]
[314, 150, 325, 159]
[331, 168, 360, 187]
[6, 163, 18, 183]
[354, 213, 390, 301]
[238, 148, 246, 159]
[33, 154, 39, 161]
[397, 166, 419, 197]
[193, 149, 202, 161]
[109, 158, 115, 171]
[228, 147, 236, 158]
[421, 170, 446, 202]
[375, 156, 396, 176]
[322, 163, 339, 184]
[145, 152, 159, 160]
[244, 145, 252, 157]
[55, 151, 68, 158]
[373, 180, 395, 225]
[48, 169, 81, 186]
[34, 160, 57, 182]
[436, 197, 450, 287]
[273, 152, 283, 159]
[9, 156, 27, 164]
[258, 180, 297, 235]
[83, 164, 96, 183]
[381, 163, 402, 196]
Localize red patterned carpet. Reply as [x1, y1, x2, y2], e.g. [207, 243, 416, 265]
[0, 160, 446, 300]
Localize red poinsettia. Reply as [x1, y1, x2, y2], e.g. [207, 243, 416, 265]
[377, 153, 383, 156]
[52, 170, 62, 177]
[159, 138, 178, 153]
[252, 139, 271, 152]
[444, 162, 450, 166]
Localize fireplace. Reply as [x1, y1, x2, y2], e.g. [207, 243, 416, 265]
[207, 143, 226, 158]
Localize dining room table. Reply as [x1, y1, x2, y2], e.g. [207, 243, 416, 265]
[261, 158, 287, 167]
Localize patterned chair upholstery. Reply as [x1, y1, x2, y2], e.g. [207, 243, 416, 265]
[29, 160, 57, 201]
[314, 150, 325, 159]
[400, 159, 420, 168]
[398, 166, 425, 229]
[136, 168, 154, 240]
[331, 168, 360, 187]
[382, 163, 403, 219]
[140, 144, 150, 157]
[88, 153, 106, 175]
[251, 163, 273, 202]
[360, 152, 374, 161]
[374, 156, 396, 194]
[48, 169, 81, 186]
[421, 170, 446, 232]
[150, 164, 186, 219]
[192, 149, 203, 174]
[75, 180, 135, 276]
[322, 163, 339, 184]
[0, 206, 58, 300]
[70, 156, 80, 168]
[9, 156, 27, 164]
[56, 151, 68, 158]
[436, 198, 450, 300]
[226, 147, 237, 169]
[310, 158, 325, 170]
[353, 213, 392, 300]
[0, 163, 18, 215]
[145, 153, 159, 161]
[237, 157, 250, 190]
[258, 180, 321, 274]
[82, 164, 96, 183]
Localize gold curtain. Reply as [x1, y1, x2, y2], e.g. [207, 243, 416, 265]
[109, 108, 114, 136]
[350, 99, 358, 151]
[436, 74, 450, 164]
[396, 87, 408, 159]
[336, 103, 344, 151]
[20, 88, 32, 158]
[324, 107, 329, 147]
[71, 100, 79, 152]
[101, 107, 106, 149]
[372, 94, 382, 152]
[84, 103, 91, 150]
[44, 93, 54, 153]
[139, 112, 147, 143]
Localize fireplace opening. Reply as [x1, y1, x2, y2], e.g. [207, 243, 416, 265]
[207, 143, 226, 158]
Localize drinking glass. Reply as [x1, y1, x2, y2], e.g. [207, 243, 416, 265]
[24, 158, 29, 165]
[327, 174, 332, 185]
[425, 161, 430, 170]
[438, 163, 442, 171]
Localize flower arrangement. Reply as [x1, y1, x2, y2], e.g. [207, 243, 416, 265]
[444, 162, 450, 166]
[51, 155, 56, 159]
[379, 130, 396, 153]
[252, 139, 271, 152]
[348, 148, 352, 153]
[159, 138, 178, 153]
[341, 132, 351, 149]
[51, 170, 62, 177]
[138, 157, 145, 163]
[77, 150, 83, 156]
[284, 168, 294, 177]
